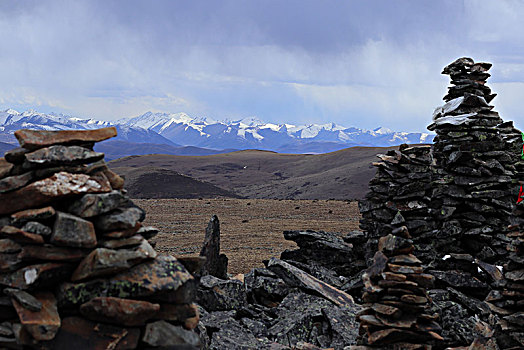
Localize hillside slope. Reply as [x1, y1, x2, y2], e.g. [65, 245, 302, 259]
[110, 146, 398, 200]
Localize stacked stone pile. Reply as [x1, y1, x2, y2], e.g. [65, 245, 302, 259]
[355, 226, 442, 349]
[194, 216, 362, 349]
[0, 128, 200, 349]
[428, 57, 518, 268]
[358, 144, 436, 265]
[488, 201, 524, 348]
[279, 229, 366, 291]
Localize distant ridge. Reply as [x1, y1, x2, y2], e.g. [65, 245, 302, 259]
[0, 108, 433, 155]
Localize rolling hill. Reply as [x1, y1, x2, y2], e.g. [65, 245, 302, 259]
[109, 146, 397, 200]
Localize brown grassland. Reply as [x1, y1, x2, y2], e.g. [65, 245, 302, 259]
[136, 198, 361, 275]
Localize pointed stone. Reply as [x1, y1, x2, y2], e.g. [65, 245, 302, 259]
[200, 215, 228, 279]
[11, 291, 60, 341]
[51, 212, 96, 248]
[14, 127, 117, 150]
[80, 297, 160, 327]
[0, 172, 111, 215]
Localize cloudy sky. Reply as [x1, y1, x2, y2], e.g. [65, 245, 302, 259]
[0, 0, 523, 131]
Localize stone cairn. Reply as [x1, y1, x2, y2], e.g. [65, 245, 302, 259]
[428, 57, 517, 268]
[358, 144, 436, 266]
[0, 128, 200, 349]
[355, 226, 442, 349]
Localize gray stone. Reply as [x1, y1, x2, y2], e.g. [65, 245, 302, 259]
[200, 215, 228, 279]
[142, 320, 200, 348]
[3, 288, 42, 312]
[68, 190, 125, 218]
[51, 212, 97, 248]
[93, 207, 143, 232]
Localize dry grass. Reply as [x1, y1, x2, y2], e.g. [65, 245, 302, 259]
[135, 198, 362, 275]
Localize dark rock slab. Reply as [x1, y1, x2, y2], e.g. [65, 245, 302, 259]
[11, 291, 60, 341]
[198, 275, 247, 311]
[50, 316, 140, 350]
[14, 127, 117, 150]
[0, 172, 111, 215]
[267, 258, 355, 306]
[0, 253, 23, 273]
[24, 145, 104, 167]
[322, 305, 360, 347]
[200, 215, 228, 279]
[93, 207, 144, 232]
[68, 190, 125, 218]
[142, 320, 200, 348]
[4, 288, 42, 311]
[51, 211, 96, 248]
[80, 297, 160, 327]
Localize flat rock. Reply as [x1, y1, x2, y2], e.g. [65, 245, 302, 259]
[267, 257, 354, 306]
[0, 239, 21, 254]
[101, 235, 144, 249]
[0, 262, 72, 289]
[0, 172, 33, 193]
[0, 172, 111, 215]
[21, 221, 52, 237]
[80, 297, 160, 326]
[0, 226, 44, 245]
[68, 190, 125, 218]
[11, 206, 55, 223]
[14, 127, 117, 150]
[4, 288, 42, 311]
[50, 316, 140, 350]
[58, 254, 194, 307]
[19, 245, 88, 261]
[93, 207, 144, 232]
[51, 211, 96, 248]
[11, 291, 60, 341]
[71, 240, 157, 281]
[24, 145, 104, 167]
[142, 320, 200, 348]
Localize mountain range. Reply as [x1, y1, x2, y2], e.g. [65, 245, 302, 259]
[0, 109, 433, 155]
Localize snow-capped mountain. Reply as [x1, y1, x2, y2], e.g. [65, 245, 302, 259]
[0, 109, 434, 154]
[116, 111, 433, 152]
[0, 109, 177, 146]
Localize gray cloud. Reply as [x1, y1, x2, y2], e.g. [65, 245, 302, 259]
[0, 0, 523, 131]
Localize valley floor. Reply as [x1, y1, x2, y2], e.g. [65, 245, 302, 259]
[135, 198, 361, 274]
